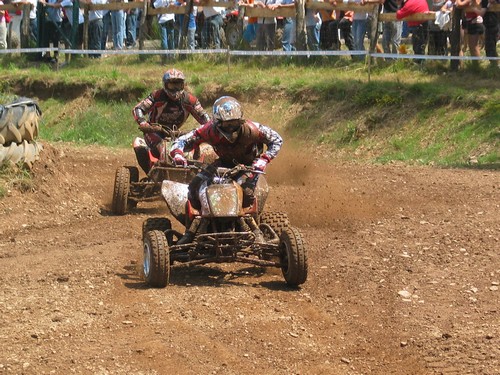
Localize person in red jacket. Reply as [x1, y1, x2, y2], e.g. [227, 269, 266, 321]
[169, 96, 283, 244]
[397, 0, 430, 61]
[132, 68, 210, 174]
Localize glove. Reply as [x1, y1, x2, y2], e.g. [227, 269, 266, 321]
[252, 157, 268, 172]
[173, 153, 187, 167]
[139, 122, 162, 134]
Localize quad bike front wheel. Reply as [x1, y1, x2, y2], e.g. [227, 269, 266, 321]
[142, 217, 172, 239]
[143, 230, 171, 288]
[111, 166, 137, 215]
[260, 211, 289, 237]
[279, 226, 308, 286]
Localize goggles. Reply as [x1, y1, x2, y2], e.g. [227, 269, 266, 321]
[219, 119, 242, 133]
[166, 80, 185, 91]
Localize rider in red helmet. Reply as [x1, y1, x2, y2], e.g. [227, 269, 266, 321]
[169, 96, 283, 244]
[132, 68, 210, 174]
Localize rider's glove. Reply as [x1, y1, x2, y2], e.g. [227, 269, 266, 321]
[139, 122, 162, 134]
[173, 153, 188, 167]
[252, 156, 269, 172]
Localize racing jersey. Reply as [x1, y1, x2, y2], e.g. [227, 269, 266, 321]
[132, 89, 210, 130]
[171, 120, 283, 165]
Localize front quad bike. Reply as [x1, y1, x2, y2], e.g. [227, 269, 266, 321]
[142, 163, 308, 288]
[111, 129, 214, 215]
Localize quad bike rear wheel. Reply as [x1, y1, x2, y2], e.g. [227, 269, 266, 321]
[143, 230, 171, 288]
[142, 217, 172, 238]
[111, 166, 137, 215]
[279, 226, 308, 286]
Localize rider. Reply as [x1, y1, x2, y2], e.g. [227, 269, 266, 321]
[169, 96, 283, 244]
[132, 68, 210, 174]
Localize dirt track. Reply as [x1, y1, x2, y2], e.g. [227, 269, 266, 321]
[0, 142, 498, 375]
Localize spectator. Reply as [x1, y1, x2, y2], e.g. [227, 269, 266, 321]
[39, 0, 62, 62]
[0, 1, 8, 49]
[154, 0, 177, 51]
[319, 7, 340, 50]
[240, 0, 259, 47]
[456, 0, 484, 60]
[428, 0, 449, 55]
[255, 0, 278, 50]
[176, 0, 197, 50]
[61, 0, 84, 48]
[201, 4, 224, 48]
[81, 0, 106, 57]
[339, 10, 355, 51]
[396, 0, 430, 62]
[110, 0, 125, 49]
[352, 0, 368, 60]
[482, 0, 498, 68]
[305, 7, 321, 51]
[125, 2, 140, 48]
[382, 0, 402, 57]
[270, 0, 295, 51]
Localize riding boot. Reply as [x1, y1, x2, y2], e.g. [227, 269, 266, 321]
[176, 231, 195, 245]
[176, 217, 201, 245]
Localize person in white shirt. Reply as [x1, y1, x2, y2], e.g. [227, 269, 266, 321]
[201, 5, 224, 48]
[81, 0, 107, 57]
[61, 0, 84, 48]
[154, 0, 177, 49]
[254, 0, 277, 50]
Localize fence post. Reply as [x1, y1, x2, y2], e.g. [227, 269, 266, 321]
[449, 7, 462, 71]
[83, 4, 89, 50]
[20, 4, 30, 47]
[138, 0, 148, 51]
[295, 0, 306, 51]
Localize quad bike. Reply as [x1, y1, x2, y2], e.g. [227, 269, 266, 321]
[142, 162, 308, 288]
[111, 129, 214, 215]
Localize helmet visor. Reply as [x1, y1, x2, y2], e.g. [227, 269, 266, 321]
[219, 119, 241, 133]
[166, 80, 185, 91]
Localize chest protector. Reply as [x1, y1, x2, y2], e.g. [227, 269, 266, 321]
[150, 90, 193, 127]
[200, 121, 263, 165]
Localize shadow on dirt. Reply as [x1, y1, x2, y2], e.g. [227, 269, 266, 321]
[118, 264, 298, 291]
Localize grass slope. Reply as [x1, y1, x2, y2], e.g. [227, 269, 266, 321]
[1, 55, 498, 168]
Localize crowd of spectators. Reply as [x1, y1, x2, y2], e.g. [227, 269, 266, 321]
[0, 0, 497, 66]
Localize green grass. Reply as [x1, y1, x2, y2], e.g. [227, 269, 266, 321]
[0, 163, 34, 198]
[0, 55, 498, 169]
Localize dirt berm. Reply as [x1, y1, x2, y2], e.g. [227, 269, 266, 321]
[0, 140, 498, 375]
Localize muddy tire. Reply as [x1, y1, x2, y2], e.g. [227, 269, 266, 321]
[111, 166, 131, 215]
[225, 21, 242, 49]
[127, 166, 139, 209]
[0, 140, 42, 169]
[0, 98, 41, 145]
[260, 212, 289, 237]
[279, 226, 308, 286]
[142, 217, 172, 238]
[143, 230, 170, 288]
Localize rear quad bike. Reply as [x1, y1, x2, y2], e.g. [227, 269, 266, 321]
[142, 162, 308, 288]
[111, 129, 214, 215]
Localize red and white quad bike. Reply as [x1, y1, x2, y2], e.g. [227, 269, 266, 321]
[111, 129, 215, 215]
[141, 162, 308, 288]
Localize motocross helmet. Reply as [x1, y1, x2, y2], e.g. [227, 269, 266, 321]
[162, 68, 185, 101]
[213, 96, 244, 143]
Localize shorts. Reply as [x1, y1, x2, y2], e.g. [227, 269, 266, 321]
[467, 22, 485, 35]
